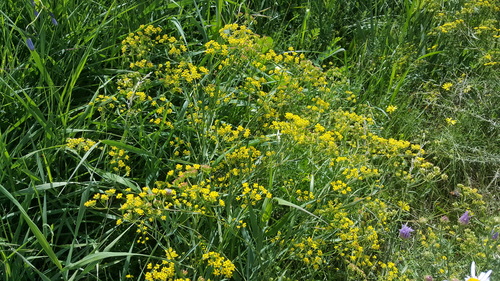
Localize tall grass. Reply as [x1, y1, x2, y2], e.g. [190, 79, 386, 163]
[1, 0, 499, 280]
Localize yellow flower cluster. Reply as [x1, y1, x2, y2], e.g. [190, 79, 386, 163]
[435, 19, 465, 33]
[311, 195, 399, 278]
[306, 97, 330, 113]
[237, 182, 272, 208]
[161, 61, 209, 90]
[473, 23, 500, 35]
[116, 186, 172, 222]
[81, 22, 474, 279]
[204, 40, 229, 56]
[270, 108, 441, 188]
[108, 146, 131, 176]
[85, 163, 222, 229]
[379, 261, 399, 281]
[397, 200, 411, 212]
[330, 180, 352, 195]
[93, 78, 176, 129]
[345, 90, 357, 103]
[295, 189, 315, 202]
[145, 260, 176, 281]
[121, 24, 185, 62]
[430, 0, 499, 47]
[202, 251, 236, 278]
[66, 138, 97, 151]
[145, 248, 189, 281]
[460, 0, 500, 14]
[211, 123, 251, 143]
[202, 23, 348, 131]
[451, 184, 487, 212]
[290, 237, 325, 270]
[90, 95, 118, 111]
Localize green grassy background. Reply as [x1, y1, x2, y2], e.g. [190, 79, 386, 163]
[1, 0, 498, 280]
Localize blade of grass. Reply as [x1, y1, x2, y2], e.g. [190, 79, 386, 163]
[13, 251, 51, 281]
[65, 224, 135, 279]
[64, 252, 144, 271]
[274, 197, 327, 224]
[63, 181, 94, 277]
[100, 139, 154, 157]
[0, 183, 63, 270]
[1, 82, 55, 140]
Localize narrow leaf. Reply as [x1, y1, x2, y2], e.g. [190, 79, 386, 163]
[64, 252, 144, 270]
[274, 197, 327, 224]
[100, 140, 153, 157]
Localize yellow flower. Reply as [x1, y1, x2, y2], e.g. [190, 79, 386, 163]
[202, 251, 235, 278]
[84, 200, 96, 207]
[442, 82, 453, 91]
[445, 118, 457, 125]
[386, 105, 397, 114]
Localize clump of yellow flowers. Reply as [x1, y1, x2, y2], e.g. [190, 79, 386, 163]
[66, 138, 96, 151]
[76, 22, 498, 280]
[202, 251, 236, 278]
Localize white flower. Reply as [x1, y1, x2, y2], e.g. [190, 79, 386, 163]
[464, 261, 492, 281]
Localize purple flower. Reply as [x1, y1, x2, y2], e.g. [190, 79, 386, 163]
[424, 276, 433, 281]
[440, 215, 449, 223]
[399, 224, 414, 239]
[49, 12, 58, 26]
[30, 0, 39, 17]
[26, 38, 35, 51]
[459, 211, 471, 225]
[492, 231, 499, 240]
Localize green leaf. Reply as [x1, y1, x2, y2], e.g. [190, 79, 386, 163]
[261, 197, 273, 224]
[255, 36, 274, 53]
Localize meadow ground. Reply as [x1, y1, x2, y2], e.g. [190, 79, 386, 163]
[0, 0, 499, 280]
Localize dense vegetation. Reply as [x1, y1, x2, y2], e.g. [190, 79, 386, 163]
[1, 0, 498, 280]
